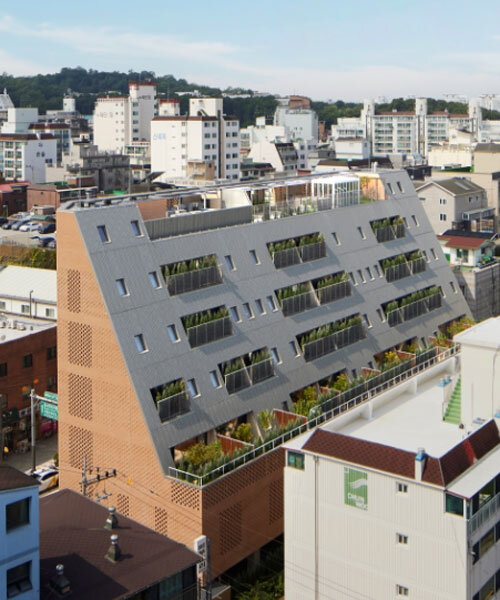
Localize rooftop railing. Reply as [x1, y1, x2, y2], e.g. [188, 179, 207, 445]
[168, 345, 459, 487]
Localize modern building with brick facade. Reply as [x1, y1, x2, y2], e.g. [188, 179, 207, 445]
[56, 170, 470, 579]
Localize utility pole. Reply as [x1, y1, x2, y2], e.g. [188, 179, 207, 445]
[80, 458, 116, 497]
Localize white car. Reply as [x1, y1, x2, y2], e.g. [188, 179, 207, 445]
[31, 467, 59, 493]
[19, 221, 40, 232]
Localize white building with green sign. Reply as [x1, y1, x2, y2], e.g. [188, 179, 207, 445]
[284, 318, 500, 600]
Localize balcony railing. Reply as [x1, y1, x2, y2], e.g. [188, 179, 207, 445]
[384, 262, 411, 283]
[168, 345, 459, 487]
[468, 491, 500, 536]
[186, 316, 233, 348]
[302, 322, 365, 362]
[386, 293, 442, 327]
[224, 357, 275, 394]
[317, 279, 351, 305]
[272, 240, 326, 269]
[374, 223, 406, 243]
[157, 391, 191, 423]
[280, 289, 318, 317]
[166, 265, 223, 296]
[299, 240, 326, 263]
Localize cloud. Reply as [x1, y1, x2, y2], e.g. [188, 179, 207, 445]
[0, 49, 52, 76]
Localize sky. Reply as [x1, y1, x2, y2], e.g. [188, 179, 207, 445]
[1, 0, 500, 101]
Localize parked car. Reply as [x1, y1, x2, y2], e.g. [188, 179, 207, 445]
[38, 236, 56, 248]
[0, 217, 8, 226]
[31, 467, 59, 493]
[2, 220, 16, 230]
[11, 219, 31, 231]
[19, 221, 40, 232]
[38, 222, 56, 234]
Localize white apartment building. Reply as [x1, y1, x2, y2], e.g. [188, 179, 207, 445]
[0, 466, 40, 599]
[93, 82, 157, 153]
[284, 317, 500, 600]
[240, 116, 287, 152]
[247, 140, 298, 174]
[0, 133, 56, 183]
[0, 89, 14, 122]
[274, 99, 319, 142]
[0, 265, 57, 320]
[151, 97, 240, 181]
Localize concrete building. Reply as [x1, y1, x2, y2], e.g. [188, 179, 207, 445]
[0, 466, 39, 600]
[56, 169, 470, 580]
[240, 116, 287, 152]
[437, 230, 500, 321]
[248, 141, 298, 174]
[1, 109, 39, 135]
[0, 265, 57, 321]
[27, 183, 98, 211]
[29, 122, 71, 163]
[40, 489, 201, 599]
[416, 178, 492, 235]
[284, 318, 500, 600]
[0, 133, 57, 183]
[274, 97, 319, 142]
[124, 142, 151, 181]
[151, 98, 240, 181]
[0, 180, 29, 216]
[93, 82, 157, 153]
[334, 137, 370, 161]
[427, 128, 475, 169]
[0, 89, 14, 122]
[240, 160, 275, 181]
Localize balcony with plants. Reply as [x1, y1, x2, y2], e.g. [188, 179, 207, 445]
[277, 282, 318, 316]
[267, 233, 326, 269]
[220, 348, 275, 394]
[297, 314, 365, 362]
[381, 250, 425, 282]
[161, 254, 222, 295]
[370, 216, 405, 243]
[313, 271, 351, 304]
[151, 379, 190, 423]
[383, 286, 442, 327]
[182, 306, 232, 347]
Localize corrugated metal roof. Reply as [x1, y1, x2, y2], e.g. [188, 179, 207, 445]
[0, 265, 57, 303]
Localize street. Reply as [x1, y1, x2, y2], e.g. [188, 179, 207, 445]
[2, 433, 58, 473]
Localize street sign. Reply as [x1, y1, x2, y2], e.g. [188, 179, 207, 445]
[43, 391, 58, 401]
[40, 400, 58, 421]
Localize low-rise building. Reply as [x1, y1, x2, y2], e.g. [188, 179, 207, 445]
[0, 265, 57, 320]
[247, 140, 298, 174]
[27, 183, 98, 211]
[0, 180, 29, 216]
[0, 134, 57, 183]
[40, 488, 201, 600]
[334, 137, 370, 160]
[29, 123, 71, 163]
[0, 466, 39, 600]
[284, 317, 500, 600]
[240, 160, 276, 181]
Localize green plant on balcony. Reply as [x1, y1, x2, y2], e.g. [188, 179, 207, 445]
[299, 315, 361, 350]
[183, 306, 229, 330]
[163, 255, 217, 277]
[231, 423, 253, 443]
[408, 250, 422, 261]
[224, 358, 245, 376]
[268, 238, 297, 255]
[371, 217, 391, 232]
[315, 272, 348, 289]
[257, 409, 273, 431]
[447, 316, 475, 338]
[298, 232, 324, 246]
[380, 350, 401, 372]
[433, 332, 449, 347]
[331, 373, 350, 392]
[381, 253, 406, 271]
[293, 386, 318, 416]
[250, 349, 270, 365]
[155, 379, 185, 403]
[276, 283, 310, 304]
[183, 440, 222, 467]
[260, 418, 304, 445]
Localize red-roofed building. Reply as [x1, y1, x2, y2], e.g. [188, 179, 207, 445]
[0, 179, 28, 215]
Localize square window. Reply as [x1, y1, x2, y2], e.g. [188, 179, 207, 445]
[6, 560, 32, 597]
[270, 347, 281, 364]
[224, 255, 235, 271]
[167, 324, 180, 343]
[22, 354, 32, 369]
[45, 307, 55, 318]
[0, 363, 6, 377]
[149, 271, 161, 289]
[21, 304, 30, 315]
[332, 232, 340, 245]
[229, 306, 241, 322]
[397, 533, 408, 544]
[131, 220, 142, 236]
[255, 299, 265, 315]
[46, 346, 56, 360]
[116, 278, 128, 297]
[6, 498, 30, 531]
[396, 585, 409, 596]
[249, 249, 260, 265]
[357, 226, 366, 239]
[397, 482, 408, 493]
[186, 379, 199, 397]
[242, 303, 253, 319]
[290, 340, 300, 357]
[287, 451, 305, 470]
[134, 334, 147, 353]
[210, 370, 221, 388]
[97, 225, 110, 243]
[266, 295, 277, 312]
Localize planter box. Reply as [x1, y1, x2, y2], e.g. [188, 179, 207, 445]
[299, 240, 326, 263]
[317, 279, 351, 305]
[402, 298, 428, 321]
[247, 358, 275, 385]
[272, 246, 301, 269]
[156, 391, 190, 423]
[281, 290, 317, 316]
[387, 309, 403, 327]
[187, 316, 233, 347]
[167, 264, 222, 295]
[410, 257, 426, 275]
[302, 323, 364, 362]
[384, 262, 411, 282]
[225, 367, 251, 395]
[426, 293, 442, 311]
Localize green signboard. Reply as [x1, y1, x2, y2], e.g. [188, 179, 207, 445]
[44, 391, 58, 401]
[40, 400, 58, 421]
[344, 467, 368, 510]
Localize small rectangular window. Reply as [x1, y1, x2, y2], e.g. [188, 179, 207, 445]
[411, 215, 419, 226]
[387, 182, 394, 194]
[46, 346, 56, 360]
[0, 300, 5, 309]
[131, 220, 142, 236]
[363, 314, 372, 328]
[22, 354, 32, 369]
[450, 281, 457, 293]
[397, 533, 408, 544]
[167, 324, 180, 343]
[431, 248, 437, 260]
[366, 267, 373, 280]
[357, 269, 366, 283]
[397, 482, 408, 493]
[249, 250, 260, 265]
[45, 307, 55, 318]
[287, 451, 305, 470]
[332, 232, 340, 245]
[6, 498, 30, 531]
[439, 213, 447, 221]
[21, 304, 30, 314]
[186, 379, 199, 397]
[229, 306, 240, 322]
[349, 272, 357, 285]
[210, 370, 221, 388]
[374, 264, 381, 277]
[396, 585, 409, 596]
[97, 225, 109, 243]
[255, 299, 265, 315]
[422, 250, 429, 262]
[270, 347, 281, 364]
[266, 295, 277, 312]
[242, 303, 253, 319]
[134, 334, 147, 353]
[445, 493, 463, 516]
[402, 216, 409, 228]
[0, 363, 7, 377]
[149, 271, 161, 289]
[290, 340, 300, 357]
[6, 560, 32, 596]
[357, 226, 366, 239]
[396, 181, 403, 192]
[224, 255, 235, 271]
[116, 278, 128, 296]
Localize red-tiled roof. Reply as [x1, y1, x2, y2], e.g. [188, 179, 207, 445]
[302, 420, 500, 487]
[438, 234, 488, 250]
[0, 465, 38, 491]
[0, 133, 55, 141]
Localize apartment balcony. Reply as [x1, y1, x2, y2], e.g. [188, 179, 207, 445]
[301, 320, 365, 362]
[279, 287, 318, 317]
[316, 278, 351, 305]
[222, 352, 275, 394]
[371, 218, 406, 243]
[383, 255, 426, 282]
[269, 235, 326, 269]
[164, 263, 223, 296]
[468, 491, 500, 536]
[185, 315, 233, 348]
[386, 291, 442, 327]
[154, 386, 191, 423]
